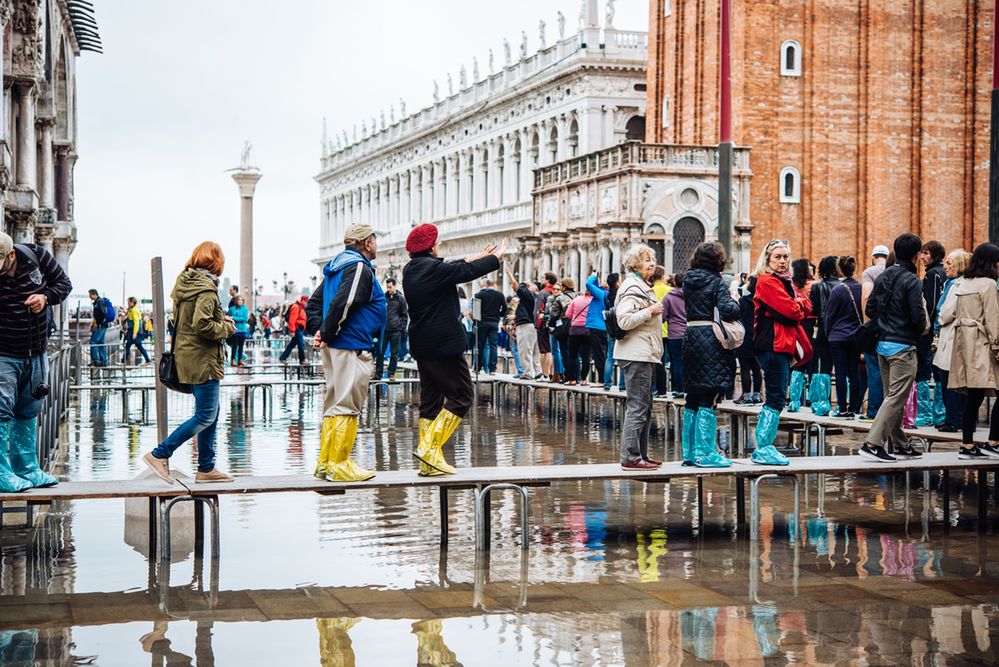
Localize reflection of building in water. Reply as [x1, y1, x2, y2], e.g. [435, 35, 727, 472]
[316, 0, 647, 292]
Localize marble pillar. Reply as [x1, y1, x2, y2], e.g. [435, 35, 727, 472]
[600, 245, 611, 276]
[578, 245, 590, 289]
[231, 169, 263, 312]
[16, 83, 35, 190]
[37, 118, 55, 209]
[55, 148, 70, 220]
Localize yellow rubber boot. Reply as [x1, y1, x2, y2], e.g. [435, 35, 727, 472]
[314, 417, 335, 479]
[325, 416, 375, 482]
[412, 619, 459, 666]
[317, 617, 360, 667]
[414, 409, 461, 475]
[417, 418, 446, 477]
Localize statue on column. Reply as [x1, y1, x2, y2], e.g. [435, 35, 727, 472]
[390, 105, 395, 124]
[239, 141, 253, 169]
[380, 110, 386, 129]
[472, 57, 479, 81]
[538, 20, 546, 48]
[557, 11, 566, 39]
[459, 65, 467, 89]
[488, 49, 495, 74]
[447, 73, 454, 96]
[399, 97, 406, 116]
[433, 80, 440, 103]
[503, 39, 512, 65]
[605, 0, 616, 28]
[520, 31, 529, 59]
[578, 0, 587, 29]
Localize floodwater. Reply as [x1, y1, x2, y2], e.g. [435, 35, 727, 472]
[2, 350, 999, 666]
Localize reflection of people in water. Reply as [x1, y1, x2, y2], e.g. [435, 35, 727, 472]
[139, 621, 214, 667]
[316, 618, 462, 666]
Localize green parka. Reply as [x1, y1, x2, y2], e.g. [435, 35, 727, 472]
[170, 268, 234, 385]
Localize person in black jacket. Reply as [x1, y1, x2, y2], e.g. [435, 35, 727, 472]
[860, 233, 928, 462]
[915, 240, 947, 427]
[375, 278, 408, 381]
[402, 224, 505, 476]
[474, 278, 507, 374]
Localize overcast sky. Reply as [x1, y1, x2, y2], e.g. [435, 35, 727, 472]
[71, 0, 646, 305]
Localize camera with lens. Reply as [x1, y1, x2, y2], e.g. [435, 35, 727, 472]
[32, 382, 50, 400]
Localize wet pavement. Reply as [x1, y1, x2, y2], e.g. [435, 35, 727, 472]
[2, 358, 999, 665]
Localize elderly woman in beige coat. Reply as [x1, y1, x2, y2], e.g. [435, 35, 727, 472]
[944, 242, 999, 459]
[614, 244, 664, 470]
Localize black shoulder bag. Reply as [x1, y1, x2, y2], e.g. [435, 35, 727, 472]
[158, 302, 192, 394]
[605, 286, 655, 341]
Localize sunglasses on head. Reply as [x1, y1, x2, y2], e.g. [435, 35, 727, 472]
[766, 239, 790, 252]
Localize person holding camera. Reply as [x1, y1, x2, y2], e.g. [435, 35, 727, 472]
[0, 231, 72, 492]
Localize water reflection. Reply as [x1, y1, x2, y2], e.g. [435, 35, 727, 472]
[2, 383, 999, 664]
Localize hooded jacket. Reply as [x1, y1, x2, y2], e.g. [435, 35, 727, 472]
[318, 248, 386, 351]
[941, 276, 999, 392]
[170, 268, 234, 385]
[682, 268, 741, 394]
[754, 273, 810, 355]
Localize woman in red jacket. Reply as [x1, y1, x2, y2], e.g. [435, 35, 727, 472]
[752, 239, 812, 465]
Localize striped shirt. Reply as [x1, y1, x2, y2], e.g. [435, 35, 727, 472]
[0, 244, 73, 358]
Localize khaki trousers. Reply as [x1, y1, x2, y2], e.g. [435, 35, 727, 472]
[321, 347, 373, 417]
[516, 323, 541, 379]
[868, 349, 917, 450]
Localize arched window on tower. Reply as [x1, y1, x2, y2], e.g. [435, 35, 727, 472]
[779, 167, 801, 204]
[780, 40, 802, 77]
[625, 115, 646, 141]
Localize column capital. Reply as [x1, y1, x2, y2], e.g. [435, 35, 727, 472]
[35, 115, 56, 131]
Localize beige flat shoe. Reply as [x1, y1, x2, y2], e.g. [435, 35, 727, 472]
[142, 452, 175, 484]
[195, 469, 234, 483]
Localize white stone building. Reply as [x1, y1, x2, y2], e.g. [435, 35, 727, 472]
[0, 0, 101, 271]
[316, 0, 647, 290]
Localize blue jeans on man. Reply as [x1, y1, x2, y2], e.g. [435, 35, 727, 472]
[124, 330, 150, 364]
[376, 331, 402, 378]
[151, 380, 221, 473]
[280, 328, 306, 363]
[865, 353, 883, 418]
[0, 354, 49, 421]
[89, 326, 108, 366]
[476, 320, 499, 373]
[551, 335, 565, 375]
[603, 335, 626, 390]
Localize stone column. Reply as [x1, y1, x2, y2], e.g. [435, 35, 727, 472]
[15, 82, 36, 190]
[556, 115, 570, 161]
[578, 244, 590, 289]
[610, 241, 622, 274]
[579, 105, 603, 154]
[600, 245, 611, 276]
[446, 155, 459, 217]
[490, 141, 504, 208]
[567, 247, 579, 286]
[503, 135, 518, 207]
[421, 165, 432, 221]
[55, 147, 70, 220]
[524, 252, 535, 282]
[434, 160, 446, 220]
[231, 168, 263, 312]
[519, 127, 534, 201]
[400, 172, 410, 227]
[457, 151, 470, 214]
[473, 146, 486, 212]
[36, 117, 55, 209]
[551, 247, 561, 276]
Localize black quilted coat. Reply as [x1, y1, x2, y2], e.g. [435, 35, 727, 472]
[682, 268, 742, 395]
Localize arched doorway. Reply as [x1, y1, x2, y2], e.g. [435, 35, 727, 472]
[644, 223, 666, 265]
[672, 217, 705, 271]
[625, 115, 646, 141]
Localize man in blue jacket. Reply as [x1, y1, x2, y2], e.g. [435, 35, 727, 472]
[306, 224, 386, 482]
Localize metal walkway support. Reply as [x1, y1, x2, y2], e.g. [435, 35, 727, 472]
[750, 473, 800, 542]
[474, 483, 529, 551]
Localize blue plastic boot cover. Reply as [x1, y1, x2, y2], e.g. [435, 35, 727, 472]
[693, 409, 732, 468]
[751, 406, 789, 466]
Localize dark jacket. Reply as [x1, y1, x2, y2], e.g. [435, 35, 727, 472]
[865, 261, 927, 347]
[514, 283, 535, 325]
[923, 261, 947, 323]
[734, 279, 756, 359]
[682, 268, 741, 394]
[385, 291, 408, 333]
[824, 279, 863, 343]
[808, 278, 840, 340]
[474, 287, 507, 323]
[0, 243, 72, 358]
[402, 253, 500, 359]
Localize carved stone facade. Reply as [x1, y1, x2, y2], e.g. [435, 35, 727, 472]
[0, 0, 100, 270]
[530, 142, 754, 284]
[316, 1, 647, 291]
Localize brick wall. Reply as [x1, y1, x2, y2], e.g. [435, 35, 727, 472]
[647, 0, 995, 263]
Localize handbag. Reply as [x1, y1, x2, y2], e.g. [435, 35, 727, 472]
[158, 304, 192, 394]
[791, 322, 814, 368]
[712, 277, 745, 350]
[605, 287, 654, 341]
[842, 282, 878, 354]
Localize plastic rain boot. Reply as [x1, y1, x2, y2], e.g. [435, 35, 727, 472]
[9, 418, 56, 487]
[932, 381, 946, 426]
[692, 408, 732, 468]
[681, 408, 697, 466]
[914, 380, 934, 427]
[316, 617, 359, 667]
[751, 406, 789, 466]
[314, 416, 334, 479]
[417, 418, 446, 477]
[415, 409, 460, 475]
[0, 422, 31, 493]
[324, 416, 375, 482]
[810, 374, 832, 416]
[412, 620, 459, 666]
[787, 371, 805, 412]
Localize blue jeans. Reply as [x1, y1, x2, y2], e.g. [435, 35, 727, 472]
[151, 380, 220, 472]
[551, 335, 565, 374]
[666, 338, 684, 393]
[89, 327, 108, 366]
[124, 331, 150, 363]
[865, 353, 883, 417]
[511, 341, 525, 376]
[476, 321, 499, 373]
[758, 351, 792, 411]
[0, 354, 49, 421]
[603, 336, 626, 389]
[280, 329, 306, 362]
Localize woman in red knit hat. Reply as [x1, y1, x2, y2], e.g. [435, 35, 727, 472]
[402, 224, 506, 475]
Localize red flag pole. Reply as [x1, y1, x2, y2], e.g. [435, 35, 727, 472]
[718, 0, 733, 265]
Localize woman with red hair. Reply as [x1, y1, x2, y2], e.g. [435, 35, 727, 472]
[143, 241, 236, 484]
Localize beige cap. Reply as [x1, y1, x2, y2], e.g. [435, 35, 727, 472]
[0, 231, 12, 258]
[343, 223, 376, 244]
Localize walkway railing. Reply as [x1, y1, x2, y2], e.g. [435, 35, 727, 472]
[38, 342, 79, 471]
